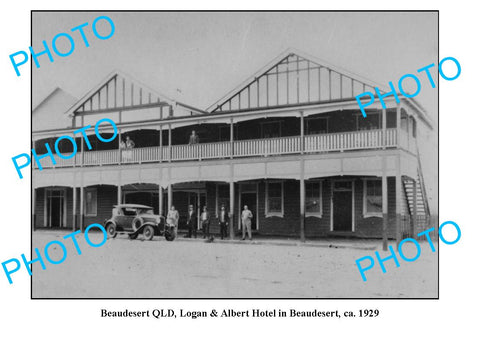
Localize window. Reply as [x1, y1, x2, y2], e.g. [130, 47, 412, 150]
[305, 181, 322, 216]
[216, 184, 230, 215]
[306, 117, 328, 134]
[123, 208, 137, 216]
[363, 179, 382, 217]
[357, 112, 381, 130]
[85, 188, 97, 216]
[261, 121, 282, 138]
[266, 181, 283, 216]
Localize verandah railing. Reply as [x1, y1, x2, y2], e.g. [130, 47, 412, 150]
[34, 128, 400, 168]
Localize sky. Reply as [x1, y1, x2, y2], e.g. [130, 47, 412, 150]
[31, 11, 438, 210]
[32, 12, 438, 114]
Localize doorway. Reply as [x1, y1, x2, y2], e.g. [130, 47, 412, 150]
[46, 189, 66, 228]
[331, 181, 354, 232]
[239, 183, 258, 230]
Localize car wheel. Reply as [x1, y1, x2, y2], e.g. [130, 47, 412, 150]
[143, 225, 154, 241]
[106, 223, 117, 238]
[128, 233, 138, 240]
[132, 216, 144, 231]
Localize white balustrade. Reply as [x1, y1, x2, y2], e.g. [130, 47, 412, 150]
[33, 128, 404, 168]
[84, 149, 118, 166]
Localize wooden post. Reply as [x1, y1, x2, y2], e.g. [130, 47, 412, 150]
[382, 108, 387, 149]
[300, 111, 305, 154]
[117, 184, 122, 205]
[72, 186, 77, 231]
[168, 124, 172, 163]
[412, 179, 417, 238]
[229, 178, 235, 240]
[230, 118, 234, 159]
[382, 156, 388, 251]
[159, 186, 164, 216]
[118, 128, 122, 164]
[395, 155, 402, 249]
[81, 116, 85, 166]
[159, 125, 163, 162]
[79, 186, 84, 232]
[300, 159, 306, 242]
[196, 190, 201, 231]
[168, 183, 172, 211]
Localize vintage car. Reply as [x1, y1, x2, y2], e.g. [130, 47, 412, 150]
[104, 204, 175, 241]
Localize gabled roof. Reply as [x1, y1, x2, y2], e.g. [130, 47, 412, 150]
[33, 87, 78, 131]
[65, 70, 206, 117]
[207, 48, 387, 113]
[33, 87, 77, 114]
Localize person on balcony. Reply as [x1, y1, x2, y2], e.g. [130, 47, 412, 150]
[167, 205, 179, 236]
[122, 136, 135, 161]
[241, 205, 253, 241]
[185, 204, 197, 238]
[200, 206, 210, 239]
[188, 130, 199, 145]
[126, 136, 135, 149]
[219, 204, 229, 240]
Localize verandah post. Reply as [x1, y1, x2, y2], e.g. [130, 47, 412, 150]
[168, 183, 172, 211]
[299, 159, 306, 242]
[230, 117, 234, 159]
[300, 111, 304, 154]
[382, 107, 387, 149]
[159, 186, 163, 216]
[395, 155, 402, 250]
[79, 186, 84, 232]
[118, 128, 122, 164]
[382, 155, 388, 251]
[72, 185, 77, 231]
[229, 178, 235, 240]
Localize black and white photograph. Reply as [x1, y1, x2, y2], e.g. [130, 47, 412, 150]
[31, 11, 438, 298]
[3, 2, 479, 339]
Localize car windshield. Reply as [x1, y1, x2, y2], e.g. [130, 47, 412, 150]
[123, 208, 137, 216]
[138, 209, 153, 215]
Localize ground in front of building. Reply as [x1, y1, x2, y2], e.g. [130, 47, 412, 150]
[32, 231, 438, 298]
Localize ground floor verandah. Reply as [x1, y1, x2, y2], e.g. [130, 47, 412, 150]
[32, 176, 429, 241]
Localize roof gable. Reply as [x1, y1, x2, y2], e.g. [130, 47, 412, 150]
[65, 70, 176, 117]
[207, 48, 386, 113]
[33, 87, 77, 131]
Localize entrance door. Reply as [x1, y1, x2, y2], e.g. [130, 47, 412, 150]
[46, 189, 65, 227]
[332, 181, 353, 232]
[240, 192, 257, 230]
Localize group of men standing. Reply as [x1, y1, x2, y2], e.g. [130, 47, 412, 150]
[166, 204, 254, 240]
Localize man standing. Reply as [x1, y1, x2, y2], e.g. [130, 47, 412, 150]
[185, 204, 197, 238]
[241, 205, 253, 241]
[219, 204, 229, 240]
[200, 206, 210, 239]
[125, 136, 135, 148]
[188, 130, 199, 145]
